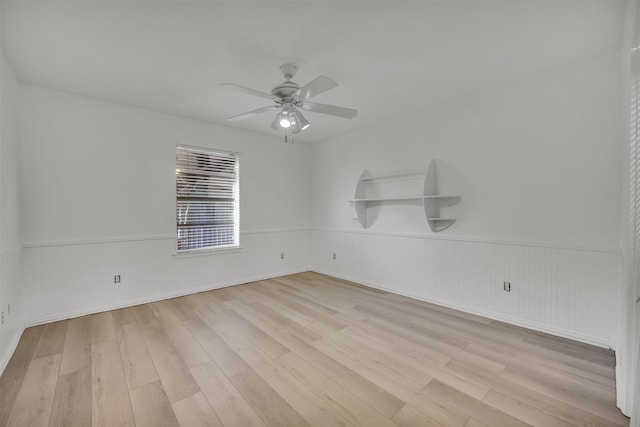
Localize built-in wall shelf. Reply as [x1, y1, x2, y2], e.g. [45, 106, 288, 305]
[423, 195, 459, 199]
[352, 196, 423, 202]
[351, 159, 461, 232]
[358, 171, 426, 181]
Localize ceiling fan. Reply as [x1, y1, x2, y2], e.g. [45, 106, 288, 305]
[221, 63, 358, 135]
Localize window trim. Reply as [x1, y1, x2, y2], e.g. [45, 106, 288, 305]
[175, 144, 240, 254]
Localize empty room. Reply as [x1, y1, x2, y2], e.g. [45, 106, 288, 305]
[0, 1, 639, 426]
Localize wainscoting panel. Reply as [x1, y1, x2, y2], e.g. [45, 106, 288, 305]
[0, 247, 24, 374]
[22, 229, 310, 325]
[310, 229, 619, 348]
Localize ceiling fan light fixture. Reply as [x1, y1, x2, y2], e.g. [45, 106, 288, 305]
[295, 111, 311, 131]
[290, 114, 302, 134]
[279, 117, 291, 128]
[277, 110, 291, 128]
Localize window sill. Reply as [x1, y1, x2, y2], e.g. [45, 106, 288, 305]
[173, 246, 243, 259]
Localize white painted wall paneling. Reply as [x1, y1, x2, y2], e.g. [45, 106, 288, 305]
[22, 229, 309, 325]
[0, 51, 24, 374]
[17, 84, 311, 328]
[311, 229, 618, 348]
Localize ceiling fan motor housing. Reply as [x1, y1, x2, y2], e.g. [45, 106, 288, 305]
[271, 80, 300, 100]
[271, 63, 301, 100]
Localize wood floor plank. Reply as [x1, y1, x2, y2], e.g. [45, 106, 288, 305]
[348, 314, 506, 378]
[268, 284, 339, 317]
[164, 298, 201, 324]
[34, 321, 69, 359]
[5, 354, 61, 427]
[129, 380, 179, 427]
[232, 299, 321, 343]
[252, 299, 313, 330]
[0, 325, 45, 427]
[275, 332, 404, 418]
[405, 394, 469, 427]
[247, 285, 317, 325]
[506, 354, 615, 402]
[398, 297, 491, 325]
[91, 312, 116, 344]
[392, 404, 445, 427]
[212, 307, 290, 359]
[338, 318, 452, 366]
[358, 302, 519, 356]
[59, 316, 92, 376]
[336, 326, 490, 400]
[171, 392, 223, 427]
[356, 305, 469, 349]
[522, 332, 615, 367]
[134, 310, 200, 403]
[186, 319, 249, 377]
[273, 278, 356, 312]
[191, 361, 266, 427]
[91, 340, 134, 427]
[514, 347, 615, 390]
[116, 321, 160, 390]
[482, 388, 575, 427]
[515, 339, 616, 381]
[224, 299, 290, 336]
[311, 334, 422, 403]
[227, 335, 355, 427]
[464, 418, 491, 427]
[500, 365, 628, 425]
[420, 379, 530, 426]
[445, 357, 625, 427]
[112, 306, 138, 327]
[333, 327, 434, 385]
[165, 324, 211, 368]
[48, 367, 92, 427]
[149, 300, 183, 330]
[230, 367, 311, 427]
[277, 351, 397, 427]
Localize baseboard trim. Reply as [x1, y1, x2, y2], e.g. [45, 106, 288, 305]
[0, 324, 26, 377]
[311, 267, 613, 349]
[24, 268, 309, 328]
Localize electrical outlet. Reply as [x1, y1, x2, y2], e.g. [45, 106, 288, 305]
[114, 275, 121, 284]
[280, 252, 285, 260]
[333, 253, 336, 260]
[503, 281, 511, 292]
[1, 311, 4, 325]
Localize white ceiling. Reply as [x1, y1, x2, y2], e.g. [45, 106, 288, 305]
[1, 1, 626, 143]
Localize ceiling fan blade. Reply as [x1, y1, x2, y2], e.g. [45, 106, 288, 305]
[221, 83, 280, 101]
[296, 76, 338, 100]
[227, 105, 278, 121]
[301, 101, 358, 119]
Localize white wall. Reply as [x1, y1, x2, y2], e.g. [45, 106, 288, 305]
[0, 51, 24, 372]
[310, 52, 623, 348]
[18, 84, 311, 324]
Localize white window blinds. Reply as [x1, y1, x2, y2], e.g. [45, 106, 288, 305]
[176, 145, 239, 251]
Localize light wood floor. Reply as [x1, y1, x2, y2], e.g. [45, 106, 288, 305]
[0, 272, 630, 427]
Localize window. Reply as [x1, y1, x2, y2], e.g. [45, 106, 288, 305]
[176, 145, 239, 252]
